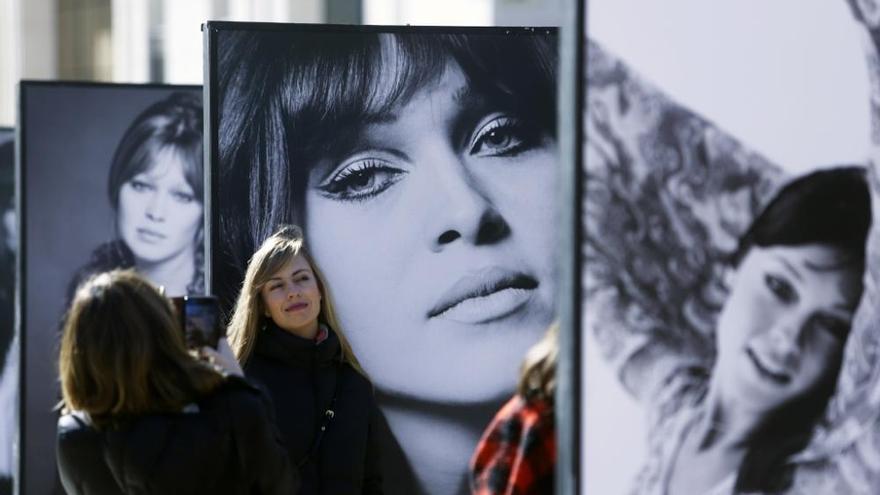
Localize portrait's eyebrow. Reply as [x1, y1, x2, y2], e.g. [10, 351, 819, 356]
[360, 87, 486, 125]
[774, 255, 803, 282]
[362, 111, 399, 126]
[453, 85, 487, 109]
[803, 256, 855, 273]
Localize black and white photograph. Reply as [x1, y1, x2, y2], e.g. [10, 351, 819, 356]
[207, 23, 558, 494]
[0, 127, 15, 495]
[583, 0, 880, 493]
[19, 82, 203, 494]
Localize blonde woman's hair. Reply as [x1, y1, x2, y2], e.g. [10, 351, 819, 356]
[227, 225, 367, 377]
[517, 321, 558, 402]
[59, 269, 223, 429]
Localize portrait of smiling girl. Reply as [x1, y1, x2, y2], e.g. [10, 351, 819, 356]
[584, 37, 875, 494]
[635, 167, 871, 494]
[212, 26, 558, 494]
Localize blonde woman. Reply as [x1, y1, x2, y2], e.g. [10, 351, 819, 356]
[226, 224, 383, 494]
[56, 269, 297, 494]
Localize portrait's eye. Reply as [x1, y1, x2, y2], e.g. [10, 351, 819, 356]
[129, 179, 154, 193]
[267, 282, 282, 292]
[171, 190, 196, 204]
[811, 313, 851, 342]
[468, 114, 539, 157]
[764, 274, 797, 304]
[319, 158, 406, 202]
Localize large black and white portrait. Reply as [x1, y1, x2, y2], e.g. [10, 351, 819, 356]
[0, 127, 14, 495]
[583, 0, 880, 493]
[19, 83, 203, 495]
[207, 23, 558, 494]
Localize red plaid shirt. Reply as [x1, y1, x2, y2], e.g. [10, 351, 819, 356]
[470, 394, 556, 495]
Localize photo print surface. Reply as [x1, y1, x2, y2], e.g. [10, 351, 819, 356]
[207, 23, 558, 494]
[19, 83, 203, 495]
[583, 0, 880, 493]
[0, 127, 15, 495]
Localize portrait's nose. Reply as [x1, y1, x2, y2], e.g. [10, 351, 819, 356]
[144, 192, 166, 222]
[425, 152, 510, 251]
[765, 313, 806, 366]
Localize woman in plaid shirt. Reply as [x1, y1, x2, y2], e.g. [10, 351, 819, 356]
[470, 322, 558, 494]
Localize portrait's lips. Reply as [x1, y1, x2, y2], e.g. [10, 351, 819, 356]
[136, 227, 166, 244]
[285, 301, 309, 313]
[428, 267, 538, 324]
[746, 347, 792, 386]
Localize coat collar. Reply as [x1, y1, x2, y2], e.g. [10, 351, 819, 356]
[254, 320, 341, 368]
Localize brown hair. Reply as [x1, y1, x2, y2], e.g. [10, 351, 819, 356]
[517, 321, 558, 402]
[59, 269, 223, 429]
[226, 225, 367, 377]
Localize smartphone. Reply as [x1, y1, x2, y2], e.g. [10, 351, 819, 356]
[171, 295, 224, 349]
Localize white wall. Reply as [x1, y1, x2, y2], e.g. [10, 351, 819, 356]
[364, 0, 493, 26]
[493, 0, 561, 27]
[589, 0, 870, 173]
[0, 0, 58, 127]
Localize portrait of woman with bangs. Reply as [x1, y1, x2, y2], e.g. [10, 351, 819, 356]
[211, 25, 558, 494]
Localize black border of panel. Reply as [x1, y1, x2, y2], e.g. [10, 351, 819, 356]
[556, 0, 585, 492]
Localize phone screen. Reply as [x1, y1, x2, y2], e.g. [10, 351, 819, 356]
[171, 296, 224, 348]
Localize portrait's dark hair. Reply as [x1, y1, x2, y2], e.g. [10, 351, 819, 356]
[732, 166, 870, 267]
[107, 91, 203, 209]
[732, 165, 871, 492]
[216, 29, 557, 310]
[0, 138, 13, 369]
[59, 269, 223, 430]
[0, 138, 13, 256]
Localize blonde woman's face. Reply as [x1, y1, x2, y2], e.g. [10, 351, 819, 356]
[117, 148, 202, 265]
[305, 62, 558, 404]
[259, 255, 322, 338]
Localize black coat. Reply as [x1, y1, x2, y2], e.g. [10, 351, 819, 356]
[56, 376, 299, 495]
[246, 323, 383, 494]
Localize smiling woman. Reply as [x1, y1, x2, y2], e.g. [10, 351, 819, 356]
[69, 92, 204, 298]
[225, 225, 382, 494]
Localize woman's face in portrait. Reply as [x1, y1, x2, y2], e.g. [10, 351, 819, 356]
[305, 61, 558, 403]
[117, 147, 203, 265]
[259, 255, 323, 336]
[713, 244, 861, 413]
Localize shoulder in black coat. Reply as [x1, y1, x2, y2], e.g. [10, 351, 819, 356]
[246, 323, 383, 494]
[56, 376, 299, 495]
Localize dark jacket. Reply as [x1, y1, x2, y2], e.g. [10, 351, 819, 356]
[246, 323, 383, 494]
[56, 376, 298, 495]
